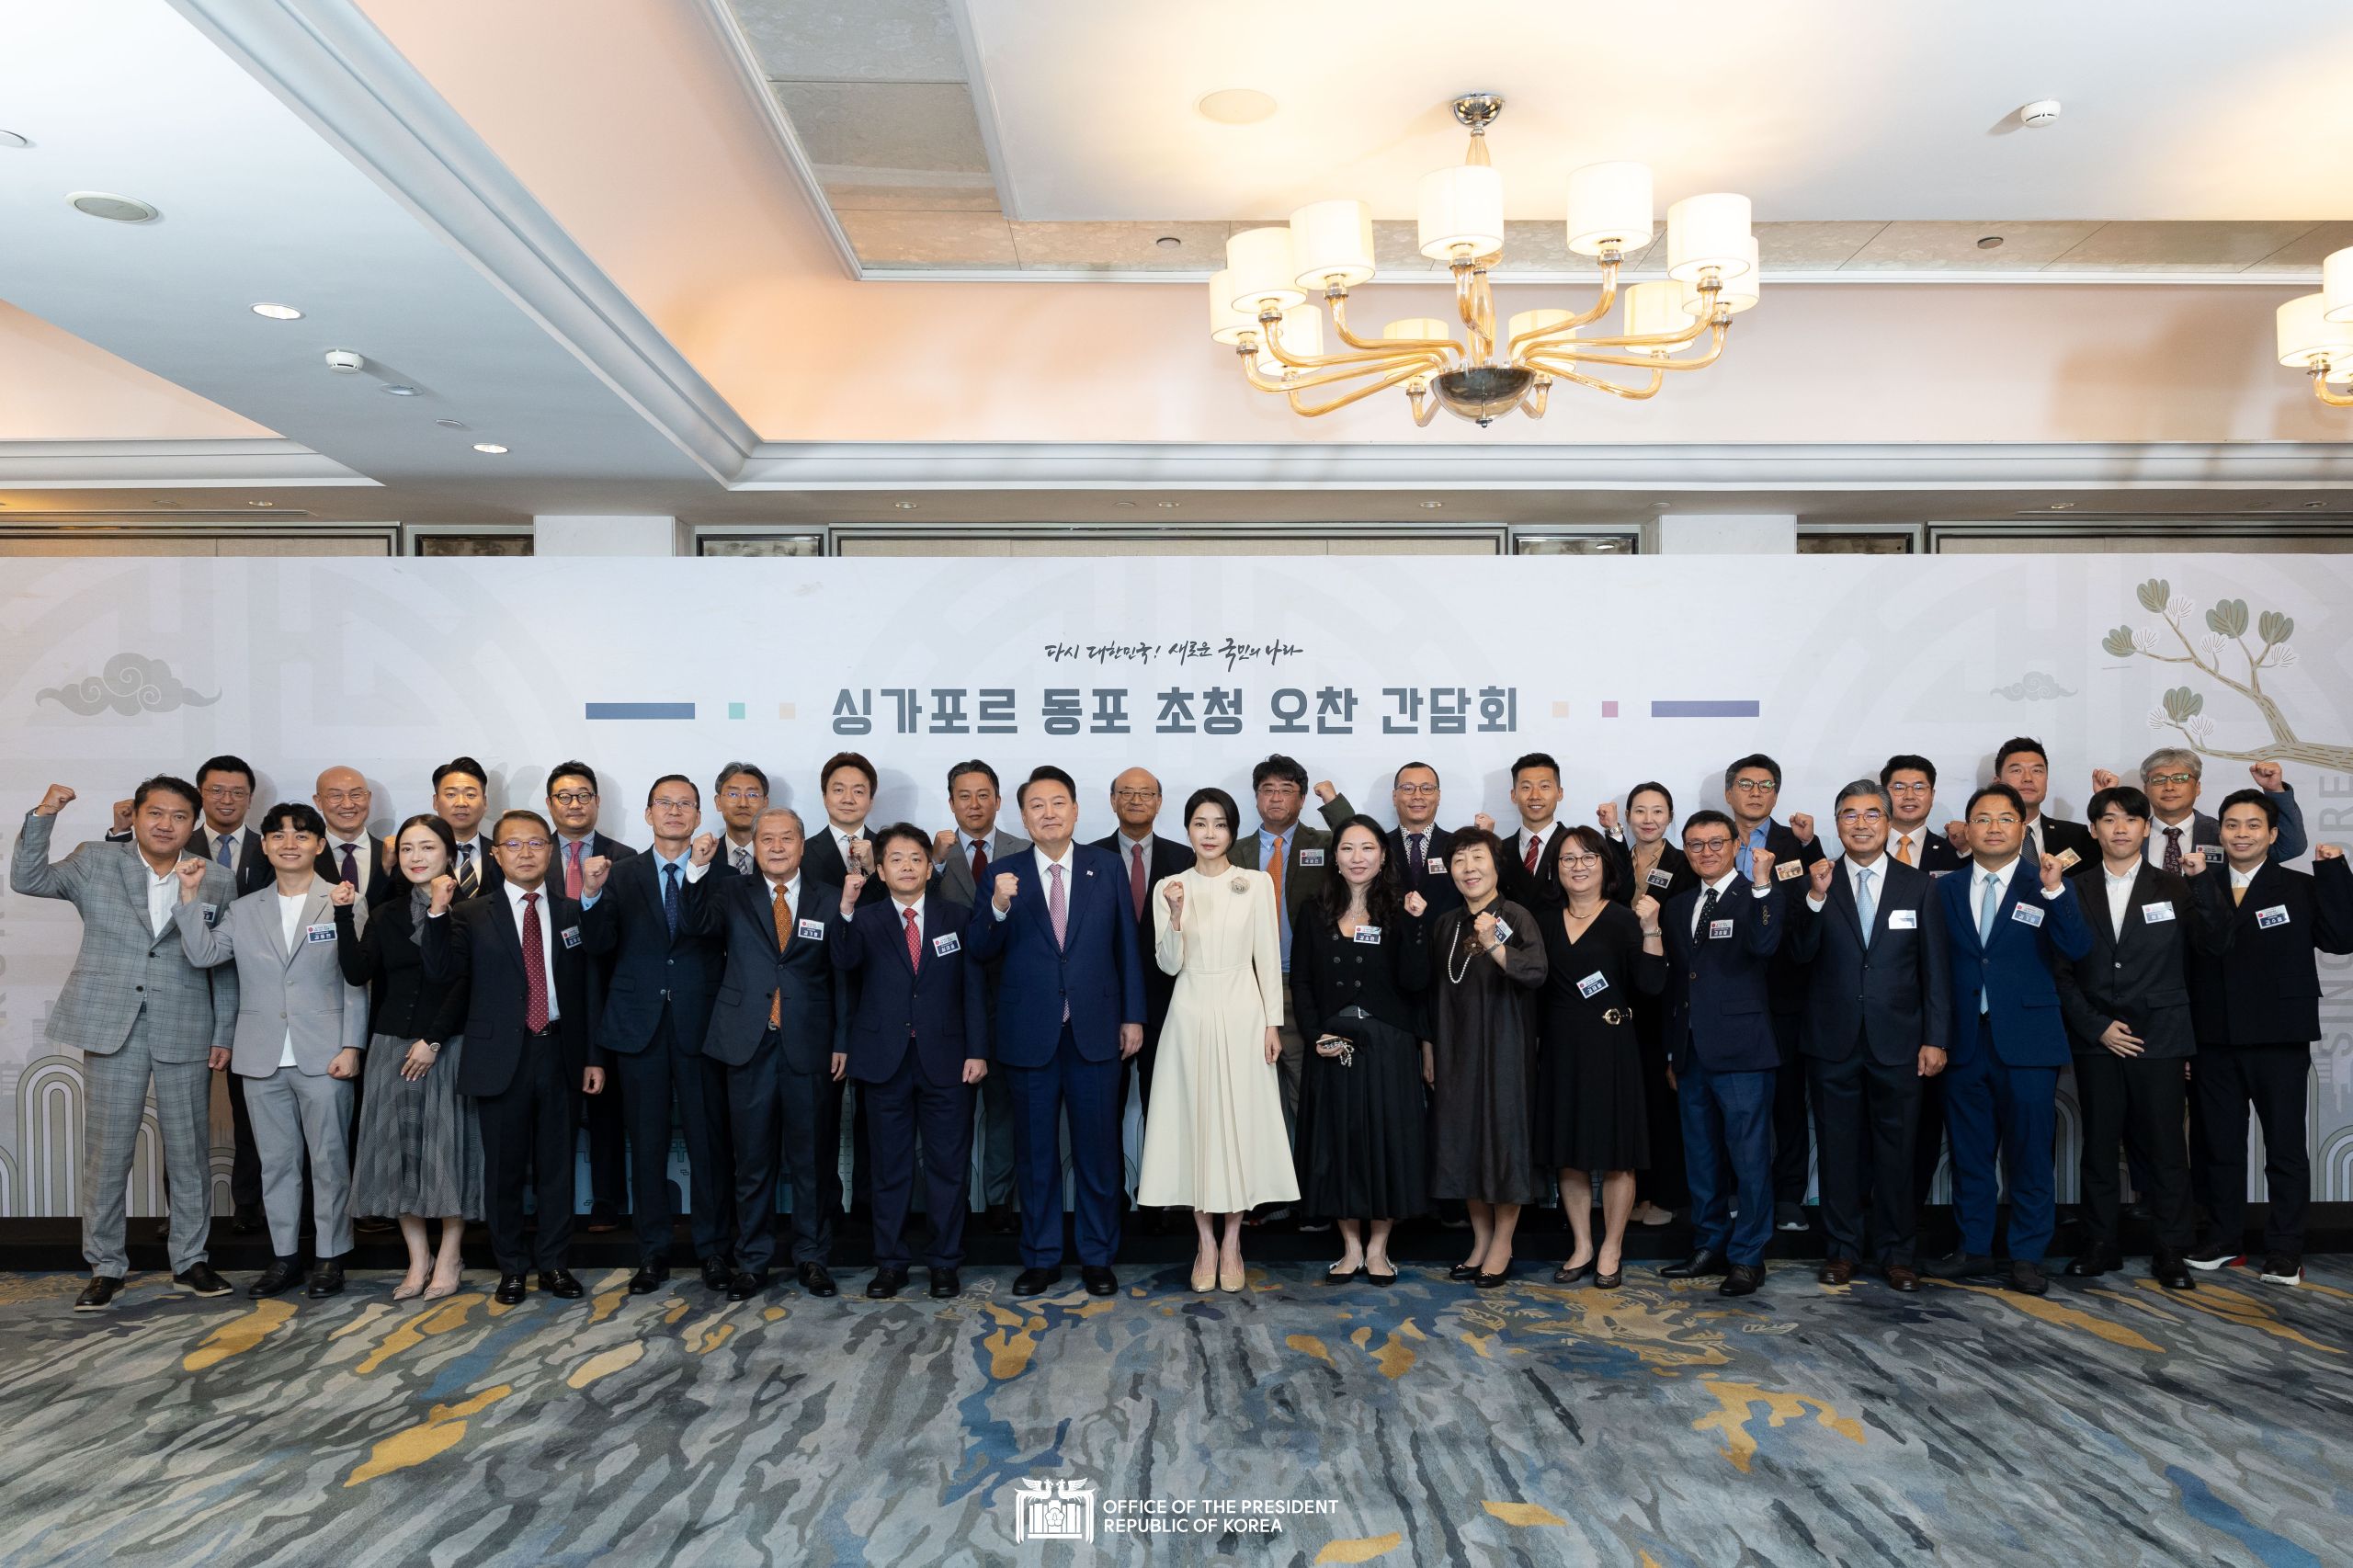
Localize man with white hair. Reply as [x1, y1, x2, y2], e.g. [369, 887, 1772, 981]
[2086, 752, 2307, 871]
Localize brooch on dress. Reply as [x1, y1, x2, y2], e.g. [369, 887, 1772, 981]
[1231, 875, 1248, 894]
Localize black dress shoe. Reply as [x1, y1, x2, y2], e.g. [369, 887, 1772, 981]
[699, 1256, 733, 1291]
[1012, 1267, 1062, 1296]
[494, 1272, 529, 1304]
[1552, 1258, 1596, 1286]
[796, 1262, 838, 1298]
[1922, 1250, 1998, 1279]
[1474, 1267, 1511, 1290]
[248, 1258, 301, 1299]
[867, 1267, 908, 1300]
[584, 1210, 621, 1235]
[1659, 1249, 1730, 1279]
[1719, 1263, 1764, 1297]
[1081, 1267, 1118, 1297]
[74, 1276, 125, 1312]
[2007, 1260, 2050, 1296]
[725, 1269, 769, 1301]
[540, 1268, 585, 1299]
[173, 1263, 232, 1298]
[230, 1205, 263, 1236]
[304, 1262, 346, 1299]
[2151, 1251, 2196, 1290]
[629, 1264, 670, 1296]
[984, 1204, 1017, 1235]
[1446, 1263, 1482, 1282]
[2063, 1247, 2122, 1278]
[1594, 1266, 1623, 1290]
[928, 1268, 961, 1300]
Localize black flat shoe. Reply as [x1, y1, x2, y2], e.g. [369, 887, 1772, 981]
[248, 1259, 301, 1299]
[1552, 1258, 1596, 1286]
[494, 1272, 528, 1305]
[628, 1265, 669, 1296]
[928, 1268, 961, 1299]
[74, 1276, 125, 1312]
[540, 1268, 585, 1300]
[1323, 1264, 1364, 1285]
[1594, 1267, 1623, 1290]
[1474, 1267, 1511, 1290]
[1364, 1265, 1397, 1287]
[1446, 1263, 1481, 1282]
[1012, 1267, 1061, 1297]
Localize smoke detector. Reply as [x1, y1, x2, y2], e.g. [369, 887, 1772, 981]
[2020, 99, 2063, 127]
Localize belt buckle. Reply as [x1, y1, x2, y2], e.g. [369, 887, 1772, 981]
[1600, 1006, 1631, 1026]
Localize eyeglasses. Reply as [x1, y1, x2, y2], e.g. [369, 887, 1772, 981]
[1729, 779, 1778, 795]
[1836, 809, 1886, 825]
[1967, 813, 2020, 827]
[1558, 853, 1601, 869]
[1686, 836, 1733, 852]
[201, 784, 251, 800]
[719, 789, 766, 803]
[648, 797, 698, 812]
[1110, 789, 1160, 802]
[2144, 772, 2196, 788]
[1394, 783, 1438, 797]
[1884, 780, 1932, 794]
[550, 790, 597, 806]
[496, 837, 551, 854]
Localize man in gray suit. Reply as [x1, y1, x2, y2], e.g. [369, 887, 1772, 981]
[176, 801, 371, 1299]
[13, 778, 236, 1311]
[934, 759, 1029, 1233]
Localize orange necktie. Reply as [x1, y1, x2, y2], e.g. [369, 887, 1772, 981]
[1267, 835, 1285, 911]
[769, 881, 793, 1027]
[1895, 834, 1915, 867]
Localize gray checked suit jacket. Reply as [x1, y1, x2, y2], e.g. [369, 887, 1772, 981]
[176, 880, 370, 1076]
[12, 811, 237, 1062]
[937, 829, 1030, 905]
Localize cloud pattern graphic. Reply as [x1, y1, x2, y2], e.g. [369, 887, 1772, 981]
[1991, 672, 2075, 702]
[38, 653, 219, 716]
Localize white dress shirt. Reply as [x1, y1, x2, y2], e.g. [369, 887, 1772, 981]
[1517, 823, 1556, 869]
[2100, 863, 2140, 935]
[993, 844, 1076, 921]
[141, 857, 177, 937]
[1805, 854, 1887, 918]
[833, 824, 869, 870]
[1690, 868, 1770, 936]
[1889, 824, 1937, 868]
[209, 825, 245, 878]
[766, 872, 804, 921]
[892, 892, 925, 950]
[2145, 811, 2200, 870]
[503, 880, 561, 1022]
[326, 836, 372, 896]
[2230, 863, 2259, 899]
[278, 889, 309, 1065]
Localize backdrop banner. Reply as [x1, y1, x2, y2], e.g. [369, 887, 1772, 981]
[4, 553, 2351, 1218]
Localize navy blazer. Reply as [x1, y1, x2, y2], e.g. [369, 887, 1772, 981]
[1936, 858, 2094, 1069]
[1788, 857, 1952, 1065]
[1660, 877, 1787, 1074]
[194, 824, 271, 898]
[2055, 862, 2225, 1062]
[2186, 856, 2353, 1045]
[804, 824, 887, 907]
[827, 890, 987, 1085]
[680, 868, 847, 1072]
[415, 888, 594, 1096]
[962, 842, 1146, 1068]
[581, 849, 721, 1057]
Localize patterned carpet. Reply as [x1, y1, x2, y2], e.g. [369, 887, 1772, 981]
[0, 1259, 2345, 1566]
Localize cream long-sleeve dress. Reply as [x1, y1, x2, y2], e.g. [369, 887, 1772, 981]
[1136, 865, 1300, 1212]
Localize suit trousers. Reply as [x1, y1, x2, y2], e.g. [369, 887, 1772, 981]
[1678, 1054, 1775, 1266]
[245, 1066, 356, 1260]
[1806, 1039, 1923, 1265]
[225, 1072, 264, 1212]
[972, 1063, 1017, 1210]
[1911, 1073, 1949, 1208]
[1009, 1024, 1124, 1268]
[611, 1011, 732, 1265]
[81, 1017, 213, 1278]
[696, 1052, 739, 1261]
[725, 1032, 836, 1274]
[476, 1035, 578, 1273]
[1768, 1012, 1811, 1204]
[585, 1062, 628, 1219]
[1942, 1020, 2059, 1262]
[2193, 1042, 2311, 1256]
[866, 1051, 975, 1269]
[2075, 1050, 2194, 1253]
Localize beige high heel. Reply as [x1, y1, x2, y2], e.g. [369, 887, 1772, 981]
[1189, 1252, 1216, 1293]
[392, 1275, 426, 1302]
[1219, 1256, 1245, 1293]
[422, 1270, 461, 1301]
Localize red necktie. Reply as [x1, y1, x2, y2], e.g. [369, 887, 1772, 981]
[971, 837, 988, 884]
[1130, 842, 1148, 920]
[1524, 831, 1542, 874]
[904, 905, 922, 972]
[520, 892, 550, 1032]
[564, 841, 583, 900]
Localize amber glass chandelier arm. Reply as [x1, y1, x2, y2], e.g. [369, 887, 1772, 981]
[1528, 323, 1729, 374]
[1286, 360, 1443, 417]
[1502, 268, 1623, 357]
[1329, 293, 1458, 357]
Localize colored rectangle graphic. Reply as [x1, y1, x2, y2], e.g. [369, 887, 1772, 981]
[585, 702, 696, 721]
[1650, 699, 1759, 719]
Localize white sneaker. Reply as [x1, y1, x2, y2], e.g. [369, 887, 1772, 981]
[2258, 1256, 2303, 1287]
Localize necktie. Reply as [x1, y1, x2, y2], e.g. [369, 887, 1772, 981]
[971, 837, 988, 885]
[2232, 882, 2246, 907]
[564, 840, 584, 900]
[1407, 833, 1426, 889]
[1130, 843, 1147, 920]
[904, 905, 922, 972]
[1856, 867, 1876, 942]
[663, 862, 680, 935]
[733, 844, 752, 876]
[216, 833, 233, 869]
[1048, 864, 1070, 1022]
[338, 841, 359, 888]
[458, 844, 479, 896]
[1895, 834, 1915, 867]
[1267, 835, 1286, 912]
[769, 881, 793, 1027]
[2024, 824, 2040, 865]
[2162, 826, 2183, 875]
[1524, 831, 1541, 874]
[520, 892, 549, 1032]
[1978, 873, 2000, 1014]
[1695, 884, 1720, 940]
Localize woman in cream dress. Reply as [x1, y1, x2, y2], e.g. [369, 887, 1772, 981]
[1138, 785, 1297, 1292]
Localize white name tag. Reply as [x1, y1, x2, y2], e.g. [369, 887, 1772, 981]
[1888, 909, 1917, 930]
[1647, 869, 1676, 890]
[560, 926, 583, 949]
[2141, 902, 2177, 925]
[1491, 918, 1513, 942]
[1299, 847, 1325, 867]
[1576, 971, 1608, 998]
[931, 931, 961, 956]
[1708, 919, 1736, 940]
[2256, 904, 2290, 930]
[303, 922, 337, 944]
[2011, 903, 2045, 928]
[2200, 845, 2225, 866]
[1427, 857, 1447, 876]
[796, 918, 827, 941]
[199, 903, 221, 926]
[1351, 926, 1383, 945]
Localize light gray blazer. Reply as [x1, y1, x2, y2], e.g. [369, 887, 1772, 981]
[176, 880, 369, 1077]
[937, 829, 1030, 906]
[12, 811, 237, 1062]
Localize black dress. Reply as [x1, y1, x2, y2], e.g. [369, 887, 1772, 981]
[338, 892, 482, 1220]
[1290, 907, 1432, 1221]
[1428, 899, 1548, 1205]
[1535, 901, 1666, 1173]
[1618, 839, 1698, 1204]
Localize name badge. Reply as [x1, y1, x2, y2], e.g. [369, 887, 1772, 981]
[2141, 902, 2177, 925]
[1427, 857, 1447, 876]
[1708, 919, 1736, 940]
[931, 931, 961, 957]
[1887, 909, 1918, 930]
[304, 922, 337, 944]
[1299, 848, 1326, 868]
[2010, 903, 2045, 928]
[1352, 926, 1383, 945]
[200, 903, 222, 927]
[1773, 860, 1806, 882]
[2256, 904, 2290, 930]
[1491, 917, 1514, 942]
[2200, 845, 2225, 866]
[560, 926, 583, 949]
[1576, 971, 1608, 998]
[1647, 869, 1676, 890]
[796, 918, 827, 942]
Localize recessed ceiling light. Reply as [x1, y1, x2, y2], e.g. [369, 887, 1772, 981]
[2305, 501, 2326, 509]
[0, 131, 28, 149]
[249, 302, 302, 320]
[1115, 501, 1137, 508]
[2047, 501, 2075, 510]
[1154, 235, 1182, 249]
[1155, 501, 1181, 508]
[381, 384, 418, 396]
[893, 501, 919, 510]
[1198, 88, 1277, 125]
[67, 190, 158, 223]
[435, 418, 468, 429]
[1419, 501, 1444, 509]
[246, 500, 275, 507]
[1976, 235, 2005, 250]
[472, 443, 508, 454]
[1652, 501, 1672, 510]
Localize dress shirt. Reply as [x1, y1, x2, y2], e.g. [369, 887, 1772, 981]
[1804, 854, 1888, 919]
[2100, 864, 2138, 935]
[326, 836, 372, 896]
[1972, 854, 2063, 914]
[1890, 823, 1938, 868]
[210, 824, 246, 877]
[141, 856, 177, 937]
[1733, 820, 1772, 881]
[724, 835, 756, 876]
[2145, 811, 2200, 871]
[892, 893, 925, 953]
[1516, 822, 1555, 866]
[1691, 868, 1771, 936]
[278, 889, 309, 1065]
[503, 879, 561, 1022]
[832, 823, 869, 871]
[992, 844, 1076, 922]
[767, 872, 803, 924]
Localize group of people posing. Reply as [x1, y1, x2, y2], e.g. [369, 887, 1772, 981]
[16, 733, 2342, 1315]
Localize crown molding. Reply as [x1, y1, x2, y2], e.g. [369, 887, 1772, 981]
[0, 438, 373, 488]
[687, 0, 865, 281]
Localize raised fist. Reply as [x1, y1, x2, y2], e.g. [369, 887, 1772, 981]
[34, 784, 75, 817]
[1403, 891, 1428, 919]
[1944, 819, 1967, 849]
[174, 857, 209, 899]
[932, 827, 957, 864]
[1596, 801, 1620, 833]
[2316, 844, 2344, 861]
[327, 881, 358, 907]
[689, 832, 719, 868]
[1809, 858, 1836, 897]
[2091, 767, 2120, 793]
[1630, 892, 1660, 930]
[1472, 812, 1495, 835]
[580, 855, 612, 895]
[2249, 761, 2285, 793]
[1472, 910, 1499, 947]
[2180, 849, 2205, 879]
[1789, 812, 1815, 846]
[112, 798, 134, 833]
[993, 870, 1019, 913]
[1750, 848, 1777, 889]
[847, 837, 874, 873]
[1312, 780, 1336, 805]
[839, 870, 864, 917]
[2039, 852, 2066, 893]
[1162, 879, 1185, 912]
[427, 874, 457, 915]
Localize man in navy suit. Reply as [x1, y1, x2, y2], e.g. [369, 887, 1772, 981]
[1925, 783, 2093, 1296]
[830, 823, 988, 1300]
[1657, 809, 1787, 1297]
[965, 765, 1146, 1298]
[1788, 781, 1951, 1290]
[1879, 754, 1966, 1232]
[547, 760, 638, 1234]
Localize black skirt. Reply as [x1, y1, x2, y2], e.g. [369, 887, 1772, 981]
[1296, 1008, 1430, 1221]
[1533, 1005, 1650, 1174]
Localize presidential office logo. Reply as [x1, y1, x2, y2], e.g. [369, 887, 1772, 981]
[1012, 1478, 1097, 1543]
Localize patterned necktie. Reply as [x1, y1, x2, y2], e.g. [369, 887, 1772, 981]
[1048, 864, 1070, 1022]
[458, 844, 479, 896]
[1130, 842, 1147, 920]
[1267, 835, 1285, 911]
[1895, 834, 1915, 867]
[2162, 826, 2183, 875]
[564, 841, 584, 900]
[216, 833, 233, 869]
[971, 837, 988, 885]
[338, 841, 359, 888]
[1407, 833, 1426, 890]
[733, 844, 752, 876]
[520, 892, 549, 1032]
[1524, 831, 1541, 874]
[663, 861, 680, 935]
[769, 881, 793, 1028]
[1695, 884, 1720, 940]
[904, 905, 922, 972]
[1856, 867, 1877, 943]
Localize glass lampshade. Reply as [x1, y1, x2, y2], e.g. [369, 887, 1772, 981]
[2324, 244, 2353, 324]
[1255, 304, 1325, 373]
[1417, 165, 1505, 260]
[1665, 193, 1753, 282]
[1226, 227, 1305, 314]
[1565, 162, 1654, 257]
[1681, 237, 1761, 315]
[2275, 291, 2353, 369]
[1290, 199, 1377, 289]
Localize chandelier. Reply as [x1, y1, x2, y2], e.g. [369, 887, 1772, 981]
[2276, 244, 2353, 407]
[1208, 94, 1757, 426]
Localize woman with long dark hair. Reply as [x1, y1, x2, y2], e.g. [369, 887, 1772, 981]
[1610, 781, 1697, 1227]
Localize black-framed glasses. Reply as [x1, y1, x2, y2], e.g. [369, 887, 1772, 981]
[496, 837, 551, 854]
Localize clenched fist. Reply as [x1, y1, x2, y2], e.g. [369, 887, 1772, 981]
[2091, 767, 2120, 793]
[327, 881, 358, 907]
[1472, 910, 1500, 947]
[112, 798, 134, 834]
[1808, 858, 1836, 897]
[1472, 812, 1495, 835]
[993, 870, 1019, 913]
[1403, 890, 1428, 919]
[2317, 844, 2345, 862]
[580, 855, 612, 895]
[689, 832, 719, 868]
[2039, 852, 2066, 893]
[1944, 819, 1967, 850]
[1596, 801, 1620, 833]
[2249, 761, 2285, 793]
[1749, 848, 1777, 890]
[427, 874, 458, 915]
[1162, 879, 1185, 914]
[174, 856, 209, 901]
[1312, 780, 1336, 804]
[1630, 892, 1661, 932]
[839, 869, 865, 915]
[34, 784, 75, 817]
[1789, 812, 1815, 846]
[932, 827, 958, 864]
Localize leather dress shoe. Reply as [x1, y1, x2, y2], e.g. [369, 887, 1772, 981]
[629, 1264, 670, 1296]
[1922, 1250, 1997, 1280]
[867, 1267, 908, 1300]
[1719, 1263, 1764, 1297]
[725, 1269, 770, 1301]
[700, 1256, 733, 1291]
[304, 1262, 346, 1299]
[173, 1263, 232, 1298]
[494, 1272, 529, 1305]
[1552, 1258, 1596, 1286]
[2150, 1251, 2197, 1290]
[1081, 1267, 1118, 1297]
[1659, 1248, 1730, 1279]
[1818, 1258, 1857, 1286]
[928, 1268, 961, 1300]
[1473, 1267, 1511, 1290]
[1883, 1264, 1921, 1292]
[796, 1262, 838, 1298]
[2063, 1247, 2122, 1278]
[74, 1276, 125, 1312]
[540, 1268, 585, 1299]
[248, 1258, 302, 1299]
[1012, 1267, 1062, 1296]
[2007, 1260, 2050, 1296]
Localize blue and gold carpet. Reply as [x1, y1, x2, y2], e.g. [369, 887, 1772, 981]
[0, 1260, 2345, 1565]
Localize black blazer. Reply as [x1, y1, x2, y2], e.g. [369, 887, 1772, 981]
[581, 850, 721, 1057]
[1089, 831, 1195, 1041]
[1616, 839, 1699, 909]
[192, 825, 271, 897]
[1787, 858, 1952, 1065]
[2054, 863, 2222, 1062]
[1661, 879, 1786, 1073]
[1887, 824, 1967, 876]
[415, 887, 592, 1096]
[1746, 820, 1830, 1017]
[1314, 793, 1462, 917]
[2030, 815, 2098, 869]
[2187, 857, 2353, 1046]
[826, 890, 987, 1085]
[315, 834, 400, 911]
[334, 894, 467, 1044]
[682, 869, 847, 1071]
[1496, 822, 1571, 913]
[803, 824, 886, 907]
